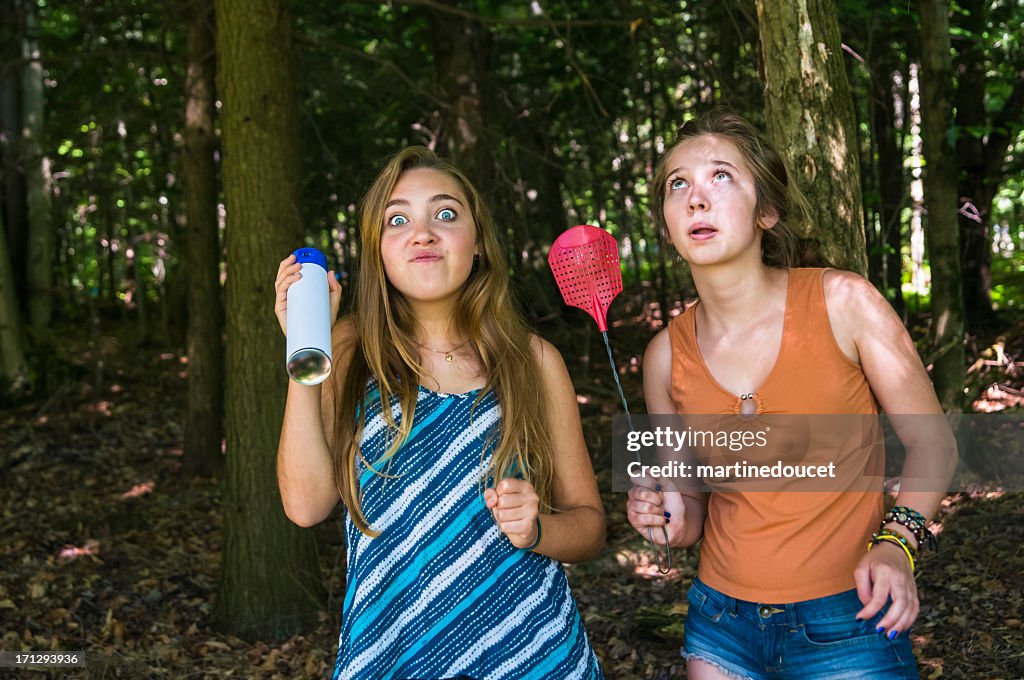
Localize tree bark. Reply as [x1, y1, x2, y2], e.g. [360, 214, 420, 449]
[866, 23, 905, 314]
[0, 0, 28, 310]
[426, 0, 494, 194]
[918, 0, 965, 412]
[21, 0, 53, 332]
[183, 0, 224, 478]
[214, 0, 324, 638]
[756, 0, 867, 273]
[953, 0, 992, 328]
[0, 209, 29, 397]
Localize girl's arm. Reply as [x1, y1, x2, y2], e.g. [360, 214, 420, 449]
[824, 270, 957, 531]
[626, 328, 709, 549]
[488, 336, 605, 562]
[274, 254, 345, 527]
[276, 319, 355, 527]
[534, 335, 606, 562]
[824, 270, 957, 635]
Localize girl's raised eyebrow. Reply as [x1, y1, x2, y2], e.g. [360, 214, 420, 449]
[385, 198, 409, 209]
[429, 193, 464, 206]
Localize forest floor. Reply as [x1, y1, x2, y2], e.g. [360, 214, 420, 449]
[2, 296, 1024, 679]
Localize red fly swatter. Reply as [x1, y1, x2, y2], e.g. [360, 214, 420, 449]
[548, 225, 671, 573]
[548, 224, 622, 332]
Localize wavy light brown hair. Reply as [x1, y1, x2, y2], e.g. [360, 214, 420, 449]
[651, 107, 813, 268]
[330, 146, 554, 536]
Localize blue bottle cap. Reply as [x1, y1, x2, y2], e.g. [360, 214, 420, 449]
[292, 247, 328, 271]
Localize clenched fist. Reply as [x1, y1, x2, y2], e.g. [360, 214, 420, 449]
[484, 479, 541, 550]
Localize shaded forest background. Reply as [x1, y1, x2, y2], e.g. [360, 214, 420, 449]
[1, 0, 1023, 677]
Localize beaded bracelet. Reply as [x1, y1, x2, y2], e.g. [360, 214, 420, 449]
[524, 517, 543, 551]
[883, 505, 937, 552]
[868, 529, 917, 573]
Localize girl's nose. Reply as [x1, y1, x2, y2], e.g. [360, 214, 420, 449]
[410, 219, 437, 245]
[688, 188, 708, 212]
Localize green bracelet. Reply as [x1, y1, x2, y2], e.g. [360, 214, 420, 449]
[524, 517, 542, 551]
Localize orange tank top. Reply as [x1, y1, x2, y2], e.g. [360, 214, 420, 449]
[668, 268, 884, 602]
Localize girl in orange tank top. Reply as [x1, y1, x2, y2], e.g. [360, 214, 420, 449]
[626, 109, 955, 680]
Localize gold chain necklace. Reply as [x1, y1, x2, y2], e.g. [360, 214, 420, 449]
[417, 338, 471, 362]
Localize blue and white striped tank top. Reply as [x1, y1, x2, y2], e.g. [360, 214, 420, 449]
[332, 383, 603, 680]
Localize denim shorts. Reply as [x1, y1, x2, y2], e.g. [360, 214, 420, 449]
[683, 578, 919, 680]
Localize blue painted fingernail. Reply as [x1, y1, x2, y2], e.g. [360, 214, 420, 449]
[888, 630, 898, 640]
[664, 512, 671, 518]
[655, 484, 662, 491]
[875, 626, 885, 634]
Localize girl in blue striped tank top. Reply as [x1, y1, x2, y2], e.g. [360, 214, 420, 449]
[275, 147, 605, 679]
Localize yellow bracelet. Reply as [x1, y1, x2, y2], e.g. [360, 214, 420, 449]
[868, 534, 916, 573]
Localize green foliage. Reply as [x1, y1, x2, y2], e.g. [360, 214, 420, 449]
[39, 0, 184, 319]
[19, 0, 1024, 326]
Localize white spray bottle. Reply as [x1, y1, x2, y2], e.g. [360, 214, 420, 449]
[285, 247, 332, 385]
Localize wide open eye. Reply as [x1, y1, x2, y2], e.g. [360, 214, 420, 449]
[436, 208, 457, 222]
[387, 214, 409, 226]
[669, 177, 689, 190]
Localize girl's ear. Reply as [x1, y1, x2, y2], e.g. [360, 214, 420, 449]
[757, 208, 780, 231]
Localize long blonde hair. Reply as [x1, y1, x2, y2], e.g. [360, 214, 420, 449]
[331, 147, 554, 536]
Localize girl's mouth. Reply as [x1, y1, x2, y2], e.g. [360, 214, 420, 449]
[689, 223, 718, 240]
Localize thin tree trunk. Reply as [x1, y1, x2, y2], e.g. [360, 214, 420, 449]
[918, 0, 965, 412]
[511, 119, 565, 318]
[714, 1, 739, 102]
[907, 64, 928, 299]
[647, 41, 677, 318]
[21, 0, 53, 331]
[101, 186, 116, 304]
[0, 209, 29, 397]
[869, 55, 906, 314]
[124, 178, 147, 344]
[0, 0, 28, 309]
[954, 0, 992, 328]
[183, 0, 224, 478]
[953, 0, 1024, 329]
[757, 0, 867, 273]
[214, 0, 324, 639]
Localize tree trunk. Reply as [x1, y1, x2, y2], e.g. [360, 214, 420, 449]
[426, 0, 494, 194]
[713, 1, 740, 102]
[0, 209, 29, 398]
[756, 0, 867, 273]
[124, 179, 147, 344]
[953, 0, 992, 328]
[918, 0, 965, 412]
[0, 0, 28, 310]
[214, 0, 324, 638]
[953, 0, 1024, 329]
[21, 0, 53, 332]
[183, 0, 224, 479]
[868, 48, 905, 314]
[509, 118, 565, 318]
[101, 186, 117, 304]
